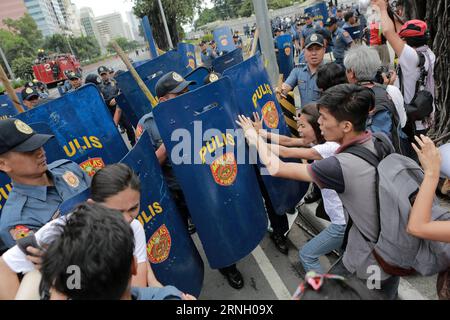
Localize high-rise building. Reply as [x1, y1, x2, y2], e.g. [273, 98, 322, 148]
[79, 7, 105, 53]
[94, 12, 130, 48]
[57, 0, 82, 36]
[23, 0, 66, 37]
[0, 0, 28, 29]
[126, 11, 144, 43]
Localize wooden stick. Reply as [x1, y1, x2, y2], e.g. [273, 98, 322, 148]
[433, 132, 450, 144]
[111, 41, 158, 108]
[0, 63, 24, 113]
[250, 28, 260, 57]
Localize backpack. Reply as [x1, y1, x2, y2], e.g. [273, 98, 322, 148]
[398, 49, 435, 137]
[343, 134, 450, 277]
[368, 84, 403, 155]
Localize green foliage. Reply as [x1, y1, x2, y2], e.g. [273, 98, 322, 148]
[43, 35, 101, 60]
[2, 14, 43, 49]
[201, 33, 214, 42]
[12, 57, 35, 81]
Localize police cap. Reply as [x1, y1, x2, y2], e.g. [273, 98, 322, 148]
[97, 66, 109, 75]
[21, 86, 40, 101]
[85, 74, 102, 86]
[0, 118, 53, 155]
[67, 71, 81, 80]
[155, 72, 196, 98]
[203, 72, 221, 85]
[325, 17, 337, 27]
[305, 33, 325, 49]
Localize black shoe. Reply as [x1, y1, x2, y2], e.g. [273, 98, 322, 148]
[270, 233, 288, 255]
[219, 268, 244, 290]
[187, 218, 196, 235]
[303, 190, 321, 204]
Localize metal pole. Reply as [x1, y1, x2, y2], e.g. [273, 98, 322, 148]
[0, 45, 15, 81]
[157, 0, 174, 49]
[252, 0, 279, 86]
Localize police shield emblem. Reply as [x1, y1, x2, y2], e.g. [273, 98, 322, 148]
[223, 55, 309, 215]
[120, 133, 204, 297]
[177, 42, 197, 72]
[153, 77, 268, 269]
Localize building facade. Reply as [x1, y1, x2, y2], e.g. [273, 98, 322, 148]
[79, 7, 105, 53]
[0, 0, 28, 29]
[94, 12, 130, 48]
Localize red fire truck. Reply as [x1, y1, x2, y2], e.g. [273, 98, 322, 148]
[32, 53, 82, 86]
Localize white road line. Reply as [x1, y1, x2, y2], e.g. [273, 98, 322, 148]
[251, 245, 292, 300]
[398, 278, 428, 300]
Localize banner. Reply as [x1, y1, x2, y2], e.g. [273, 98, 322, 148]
[223, 55, 309, 215]
[153, 77, 268, 269]
[121, 133, 204, 297]
[304, 2, 329, 24]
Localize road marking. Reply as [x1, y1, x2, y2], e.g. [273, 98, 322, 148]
[398, 278, 428, 300]
[251, 245, 292, 300]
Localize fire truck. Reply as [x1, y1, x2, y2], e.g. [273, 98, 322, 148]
[32, 53, 82, 86]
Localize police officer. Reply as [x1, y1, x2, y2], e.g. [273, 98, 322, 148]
[300, 14, 316, 49]
[199, 41, 217, 70]
[98, 66, 136, 146]
[66, 71, 83, 92]
[342, 11, 356, 29]
[137, 72, 244, 290]
[0, 118, 91, 248]
[21, 86, 42, 109]
[24, 80, 48, 99]
[325, 17, 354, 66]
[233, 34, 243, 49]
[277, 33, 325, 107]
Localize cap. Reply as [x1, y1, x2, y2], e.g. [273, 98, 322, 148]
[209, 40, 216, 45]
[108, 67, 115, 73]
[304, 13, 312, 19]
[233, 34, 239, 38]
[21, 87, 40, 101]
[155, 72, 196, 98]
[97, 66, 108, 75]
[85, 74, 102, 85]
[203, 72, 221, 85]
[67, 71, 81, 80]
[0, 118, 53, 155]
[24, 81, 35, 88]
[305, 33, 325, 49]
[325, 17, 337, 27]
[399, 20, 428, 38]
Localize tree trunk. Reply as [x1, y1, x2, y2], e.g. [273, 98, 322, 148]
[142, 2, 180, 51]
[406, 0, 450, 143]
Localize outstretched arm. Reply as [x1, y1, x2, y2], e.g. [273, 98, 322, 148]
[236, 115, 313, 182]
[407, 135, 450, 242]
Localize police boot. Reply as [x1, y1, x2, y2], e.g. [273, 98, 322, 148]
[270, 233, 289, 255]
[219, 265, 244, 290]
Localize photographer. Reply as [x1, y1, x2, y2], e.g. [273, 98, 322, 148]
[372, 0, 436, 143]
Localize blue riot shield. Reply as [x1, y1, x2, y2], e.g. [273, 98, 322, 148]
[223, 55, 309, 215]
[153, 78, 268, 269]
[16, 84, 128, 173]
[212, 48, 243, 74]
[0, 94, 19, 120]
[177, 42, 197, 72]
[213, 26, 236, 54]
[57, 189, 91, 216]
[304, 2, 329, 23]
[276, 35, 294, 79]
[116, 93, 139, 128]
[115, 50, 189, 122]
[121, 133, 204, 296]
[344, 26, 362, 40]
[185, 67, 210, 91]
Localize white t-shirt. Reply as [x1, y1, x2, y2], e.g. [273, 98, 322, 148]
[386, 84, 407, 128]
[2, 216, 147, 274]
[395, 44, 436, 130]
[312, 142, 346, 225]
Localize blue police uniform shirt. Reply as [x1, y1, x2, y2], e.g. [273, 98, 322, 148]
[332, 27, 353, 62]
[337, 19, 345, 28]
[285, 64, 321, 106]
[0, 159, 91, 248]
[301, 24, 316, 40]
[201, 48, 215, 69]
[136, 112, 162, 148]
[342, 22, 353, 29]
[131, 286, 183, 300]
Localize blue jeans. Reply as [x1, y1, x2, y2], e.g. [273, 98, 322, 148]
[299, 223, 346, 274]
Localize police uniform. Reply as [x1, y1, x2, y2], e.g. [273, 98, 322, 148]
[301, 24, 316, 43]
[200, 47, 215, 69]
[0, 118, 91, 248]
[331, 27, 353, 66]
[65, 71, 82, 93]
[285, 58, 322, 106]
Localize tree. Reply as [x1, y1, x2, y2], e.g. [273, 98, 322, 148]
[2, 14, 43, 49]
[401, 0, 449, 141]
[43, 34, 72, 54]
[107, 37, 140, 53]
[12, 57, 35, 80]
[133, 0, 202, 50]
[0, 29, 34, 77]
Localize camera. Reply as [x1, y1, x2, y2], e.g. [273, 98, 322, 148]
[374, 66, 391, 84]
